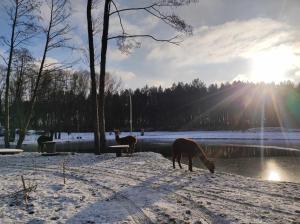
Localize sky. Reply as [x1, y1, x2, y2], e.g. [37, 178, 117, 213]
[1, 0, 300, 89]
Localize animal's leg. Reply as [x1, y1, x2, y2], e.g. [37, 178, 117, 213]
[127, 145, 130, 154]
[172, 153, 176, 169]
[188, 155, 193, 172]
[177, 153, 183, 169]
[133, 144, 136, 153]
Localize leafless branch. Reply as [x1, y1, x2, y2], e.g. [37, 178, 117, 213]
[0, 36, 11, 47]
[108, 34, 181, 45]
[109, 2, 192, 35]
[0, 54, 8, 65]
[157, 0, 199, 6]
[111, 0, 126, 35]
[109, 4, 158, 16]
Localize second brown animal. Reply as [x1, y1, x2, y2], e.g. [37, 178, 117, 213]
[114, 130, 137, 154]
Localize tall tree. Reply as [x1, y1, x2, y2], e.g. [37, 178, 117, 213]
[1, 0, 39, 147]
[87, 0, 101, 153]
[0, 66, 6, 118]
[11, 48, 35, 130]
[97, 0, 196, 151]
[16, 0, 71, 148]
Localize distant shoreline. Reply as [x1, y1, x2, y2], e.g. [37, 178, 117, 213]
[2, 130, 300, 153]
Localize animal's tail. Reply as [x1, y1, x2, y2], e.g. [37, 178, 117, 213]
[196, 144, 215, 173]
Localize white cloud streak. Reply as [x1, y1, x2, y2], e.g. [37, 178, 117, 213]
[109, 69, 136, 81]
[147, 18, 298, 66]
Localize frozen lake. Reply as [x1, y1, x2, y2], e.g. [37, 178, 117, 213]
[2, 130, 300, 183]
[4, 129, 300, 146]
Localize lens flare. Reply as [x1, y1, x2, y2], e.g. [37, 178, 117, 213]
[287, 90, 300, 122]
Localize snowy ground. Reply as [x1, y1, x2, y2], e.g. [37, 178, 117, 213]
[0, 152, 299, 224]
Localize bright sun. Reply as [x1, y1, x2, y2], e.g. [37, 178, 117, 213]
[267, 170, 281, 181]
[265, 160, 282, 182]
[250, 47, 296, 83]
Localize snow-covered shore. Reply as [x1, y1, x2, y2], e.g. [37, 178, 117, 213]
[0, 152, 299, 224]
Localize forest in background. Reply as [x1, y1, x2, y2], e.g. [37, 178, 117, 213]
[1, 63, 300, 133]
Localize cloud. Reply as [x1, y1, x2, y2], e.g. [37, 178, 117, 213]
[148, 79, 165, 87]
[109, 69, 136, 81]
[34, 57, 75, 72]
[38, 1, 52, 26]
[33, 57, 59, 69]
[147, 18, 297, 66]
[44, 57, 61, 67]
[232, 74, 250, 82]
[108, 48, 130, 61]
[109, 14, 160, 37]
[108, 69, 138, 89]
[70, 0, 89, 33]
[109, 16, 140, 35]
[140, 17, 300, 86]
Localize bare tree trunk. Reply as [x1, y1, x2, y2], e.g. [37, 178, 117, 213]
[16, 35, 49, 148]
[16, 2, 53, 148]
[98, 0, 111, 152]
[4, 3, 18, 148]
[12, 55, 25, 140]
[87, 0, 101, 153]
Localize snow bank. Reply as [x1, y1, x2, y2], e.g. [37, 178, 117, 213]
[0, 152, 299, 223]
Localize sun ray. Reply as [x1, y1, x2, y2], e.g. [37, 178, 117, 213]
[269, 90, 290, 146]
[181, 83, 252, 130]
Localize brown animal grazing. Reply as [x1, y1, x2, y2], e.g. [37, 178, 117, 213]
[114, 130, 137, 154]
[172, 138, 215, 173]
[37, 131, 54, 153]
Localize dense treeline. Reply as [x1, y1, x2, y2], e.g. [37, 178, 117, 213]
[2, 67, 300, 132]
[106, 80, 300, 131]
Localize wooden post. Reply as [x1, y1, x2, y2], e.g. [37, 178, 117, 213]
[21, 175, 28, 205]
[63, 161, 66, 184]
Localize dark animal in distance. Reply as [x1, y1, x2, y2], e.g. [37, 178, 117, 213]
[37, 132, 54, 153]
[172, 138, 215, 173]
[114, 130, 137, 154]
